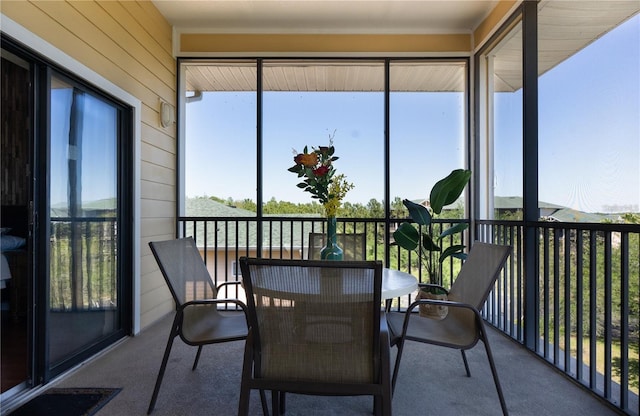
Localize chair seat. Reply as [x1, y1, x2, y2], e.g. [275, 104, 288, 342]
[261, 338, 375, 383]
[181, 308, 248, 344]
[387, 307, 477, 349]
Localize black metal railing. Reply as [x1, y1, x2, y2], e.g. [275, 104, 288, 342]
[476, 219, 639, 415]
[178, 215, 639, 415]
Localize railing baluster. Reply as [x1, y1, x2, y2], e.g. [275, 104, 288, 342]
[589, 230, 598, 391]
[564, 228, 572, 374]
[604, 232, 613, 399]
[620, 231, 629, 410]
[543, 228, 550, 358]
[576, 230, 584, 383]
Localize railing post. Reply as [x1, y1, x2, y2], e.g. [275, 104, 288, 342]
[522, 0, 539, 351]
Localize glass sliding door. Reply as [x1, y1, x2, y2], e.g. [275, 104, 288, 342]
[47, 72, 129, 375]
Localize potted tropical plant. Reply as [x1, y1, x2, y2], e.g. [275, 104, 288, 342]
[392, 168, 471, 319]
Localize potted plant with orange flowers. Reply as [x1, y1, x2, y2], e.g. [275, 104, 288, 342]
[288, 133, 353, 260]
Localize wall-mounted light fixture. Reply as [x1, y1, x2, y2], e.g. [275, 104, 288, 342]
[160, 100, 175, 128]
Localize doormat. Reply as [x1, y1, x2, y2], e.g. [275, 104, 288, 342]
[9, 387, 121, 416]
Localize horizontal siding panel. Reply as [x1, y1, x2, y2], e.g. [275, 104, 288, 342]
[71, 1, 175, 95]
[6, 2, 173, 111]
[97, 1, 174, 76]
[141, 266, 164, 290]
[33, 1, 175, 103]
[141, 161, 175, 187]
[140, 261, 166, 293]
[140, 287, 173, 324]
[140, 250, 160, 272]
[141, 235, 176, 259]
[141, 105, 176, 147]
[140, 303, 173, 329]
[141, 181, 174, 201]
[140, 217, 175, 238]
[2, 1, 74, 48]
[142, 140, 175, 169]
[142, 121, 176, 154]
[141, 198, 175, 217]
[140, 280, 169, 311]
[123, 0, 173, 56]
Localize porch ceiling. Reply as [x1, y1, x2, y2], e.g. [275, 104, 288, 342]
[152, 0, 498, 34]
[494, 1, 640, 92]
[153, 1, 640, 92]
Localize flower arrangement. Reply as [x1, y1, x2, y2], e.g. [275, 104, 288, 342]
[288, 133, 353, 217]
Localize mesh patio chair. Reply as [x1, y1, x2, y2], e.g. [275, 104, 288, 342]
[387, 242, 512, 416]
[308, 232, 367, 260]
[147, 237, 250, 414]
[238, 258, 392, 416]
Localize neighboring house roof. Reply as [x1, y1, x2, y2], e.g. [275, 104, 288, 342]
[493, 196, 565, 210]
[186, 197, 255, 217]
[410, 198, 463, 210]
[544, 208, 617, 223]
[185, 198, 324, 249]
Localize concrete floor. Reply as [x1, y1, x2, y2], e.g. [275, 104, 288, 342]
[6, 312, 626, 416]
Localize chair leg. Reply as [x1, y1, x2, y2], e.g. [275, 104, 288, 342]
[391, 337, 406, 394]
[279, 391, 286, 414]
[259, 390, 269, 416]
[461, 349, 471, 377]
[271, 391, 279, 416]
[238, 380, 251, 416]
[192, 345, 203, 370]
[147, 323, 179, 414]
[239, 331, 255, 416]
[479, 324, 509, 416]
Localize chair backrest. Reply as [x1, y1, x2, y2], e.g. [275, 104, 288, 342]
[239, 257, 382, 383]
[448, 242, 512, 309]
[149, 237, 216, 306]
[307, 232, 367, 260]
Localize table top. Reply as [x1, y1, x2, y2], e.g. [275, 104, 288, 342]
[382, 268, 419, 299]
[249, 267, 418, 301]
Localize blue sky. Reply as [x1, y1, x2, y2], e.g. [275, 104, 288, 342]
[493, 13, 639, 213]
[51, 88, 117, 207]
[185, 14, 639, 213]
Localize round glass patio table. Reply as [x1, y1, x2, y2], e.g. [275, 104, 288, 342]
[247, 266, 418, 302]
[382, 268, 418, 300]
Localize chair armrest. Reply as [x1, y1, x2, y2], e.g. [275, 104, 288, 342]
[407, 297, 475, 315]
[181, 298, 248, 312]
[380, 312, 391, 346]
[216, 280, 243, 294]
[401, 298, 480, 334]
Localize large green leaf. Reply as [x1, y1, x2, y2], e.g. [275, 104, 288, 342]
[421, 233, 440, 251]
[402, 199, 431, 226]
[439, 244, 466, 263]
[392, 222, 420, 250]
[438, 222, 469, 239]
[429, 169, 471, 214]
